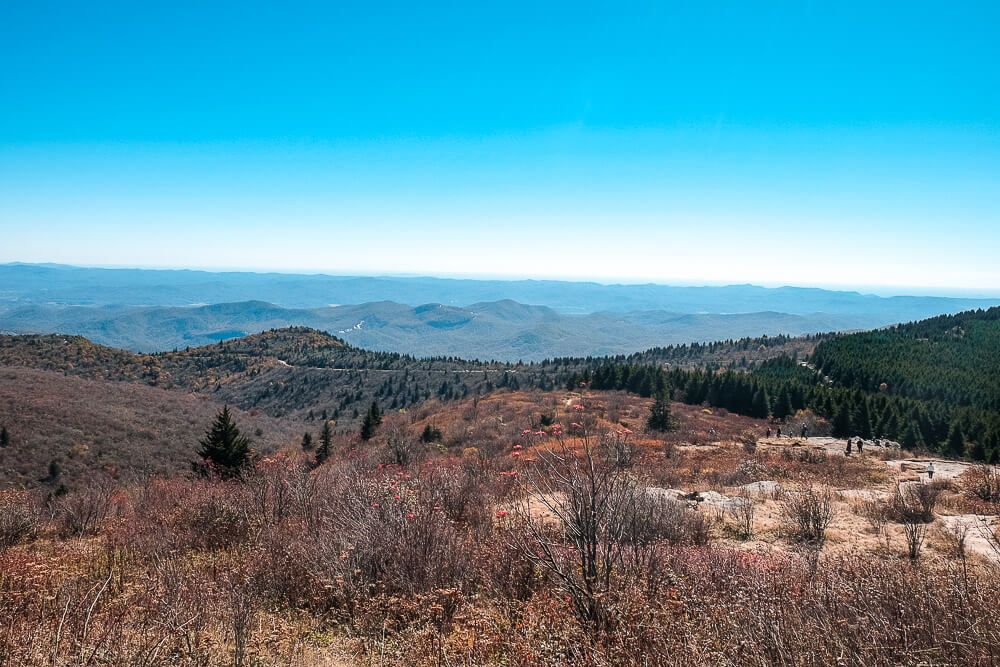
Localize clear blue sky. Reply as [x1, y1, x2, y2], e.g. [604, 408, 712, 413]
[2, 1, 999, 292]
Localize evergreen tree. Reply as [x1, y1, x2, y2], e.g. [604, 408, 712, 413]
[196, 405, 252, 476]
[300, 432, 314, 451]
[876, 405, 897, 439]
[852, 399, 873, 439]
[0, 425, 8, 449]
[832, 402, 852, 438]
[46, 459, 61, 483]
[772, 385, 794, 420]
[750, 388, 771, 419]
[315, 421, 333, 464]
[647, 391, 675, 432]
[420, 424, 442, 443]
[944, 422, 965, 458]
[360, 401, 382, 441]
[969, 440, 987, 462]
[900, 421, 922, 450]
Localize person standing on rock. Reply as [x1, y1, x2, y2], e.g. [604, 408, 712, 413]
[801, 424, 808, 438]
[845, 438, 853, 456]
[857, 439, 864, 455]
[926, 461, 935, 480]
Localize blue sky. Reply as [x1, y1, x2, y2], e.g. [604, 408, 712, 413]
[2, 1, 999, 292]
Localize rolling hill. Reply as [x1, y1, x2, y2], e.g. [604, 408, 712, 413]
[0, 298, 880, 360]
[3, 306, 998, 490]
[0, 366, 301, 487]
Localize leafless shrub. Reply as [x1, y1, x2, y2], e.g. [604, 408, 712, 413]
[379, 414, 423, 466]
[242, 455, 303, 526]
[0, 490, 38, 548]
[311, 466, 476, 607]
[941, 522, 970, 561]
[53, 478, 116, 537]
[901, 517, 927, 559]
[178, 484, 255, 550]
[511, 437, 678, 635]
[661, 440, 675, 459]
[781, 486, 834, 545]
[963, 465, 1000, 503]
[782, 447, 828, 465]
[890, 483, 941, 524]
[977, 518, 1000, 559]
[737, 430, 758, 454]
[423, 460, 498, 532]
[889, 486, 938, 559]
[855, 497, 889, 537]
[602, 430, 636, 469]
[146, 556, 212, 662]
[728, 488, 755, 540]
[225, 567, 257, 667]
[728, 459, 765, 485]
[625, 491, 710, 546]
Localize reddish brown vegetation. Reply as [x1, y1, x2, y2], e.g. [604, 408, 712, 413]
[0, 367, 299, 487]
[1, 390, 999, 665]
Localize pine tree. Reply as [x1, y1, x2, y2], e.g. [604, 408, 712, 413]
[900, 421, 922, 450]
[852, 399, 873, 439]
[0, 425, 8, 449]
[750, 388, 771, 419]
[647, 391, 675, 432]
[300, 432, 314, 451]
[315, 421, 333, 464]
[196, 405, 252, 476]
[360, 401, 382, 441]
[832, 402, 852, 438]
[969, 440, 987, 462]
[421, 424, 442, 443]
[772, 385, 794, 420]
[944, 422, 965, 458]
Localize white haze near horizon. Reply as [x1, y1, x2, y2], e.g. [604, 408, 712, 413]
[4, 261, 1000, 300]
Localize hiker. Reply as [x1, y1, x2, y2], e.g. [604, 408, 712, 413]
[857, 439, 864, 454]
[926, 461, 935, 480]
[766, 427, 772, 438]
[845, 438, 852, 456]
[776, 427, 782, 438]
[801, 424, 808, 438]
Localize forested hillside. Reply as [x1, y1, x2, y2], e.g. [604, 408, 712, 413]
[811, 307, 1000, 410]
[3, 310, 998, 465]
[562, 309, 1000, 461]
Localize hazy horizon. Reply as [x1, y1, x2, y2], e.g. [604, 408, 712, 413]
[5, 261, 1000, 300]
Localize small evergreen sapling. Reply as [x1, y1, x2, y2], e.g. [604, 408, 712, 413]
[315, 421, 333, 465]
[647, 391, 675, 432]
[196, 405, 252, 476]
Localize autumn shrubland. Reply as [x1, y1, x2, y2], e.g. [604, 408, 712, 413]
[1, 388, 999, 666]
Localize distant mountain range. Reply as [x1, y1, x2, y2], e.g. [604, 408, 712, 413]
[2, 263, 999, 360]
[0, 299, 857, 359]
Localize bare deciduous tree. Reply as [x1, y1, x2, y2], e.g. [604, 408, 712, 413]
[781, 486, 834, 545]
